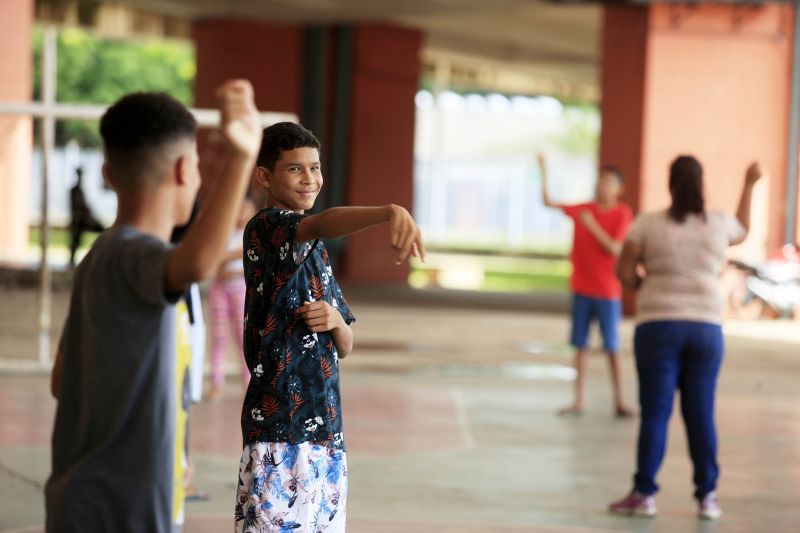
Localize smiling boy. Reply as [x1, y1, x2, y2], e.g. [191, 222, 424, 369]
[235, 122, 424, 532]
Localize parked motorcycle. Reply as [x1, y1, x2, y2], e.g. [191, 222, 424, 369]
[726, 245, 800, 319]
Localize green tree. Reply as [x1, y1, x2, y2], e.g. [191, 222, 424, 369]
[33, 27, 195, 147]
[549, 103, 600, 156]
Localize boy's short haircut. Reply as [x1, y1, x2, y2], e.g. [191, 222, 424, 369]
[600, 165, 625, 184]
[257, 122, 321, 170]
[100, 92, 197, 189]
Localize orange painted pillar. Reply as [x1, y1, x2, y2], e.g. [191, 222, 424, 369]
[0, 0, 34, 259]
[600, 4, 796, 312]
[602, 4, 794, 252]
[341, 25, 422, 284]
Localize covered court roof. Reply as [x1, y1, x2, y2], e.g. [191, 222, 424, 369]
[38, 0, 601, 100]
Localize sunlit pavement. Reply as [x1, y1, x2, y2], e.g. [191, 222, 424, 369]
[1, 288, 798, 532]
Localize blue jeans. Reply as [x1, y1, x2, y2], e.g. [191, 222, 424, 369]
[633, 321, 724, 499]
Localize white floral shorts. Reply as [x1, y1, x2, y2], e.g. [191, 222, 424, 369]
[235, 441, 348, 533]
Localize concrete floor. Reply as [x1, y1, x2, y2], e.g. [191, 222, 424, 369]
[1, 287, 799, 532]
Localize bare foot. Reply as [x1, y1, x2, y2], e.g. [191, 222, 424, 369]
[558, 405, 583, 417]
[207, 385, 222, 402]
[615, 406, 635, 418]
[185, 485, 210, 501]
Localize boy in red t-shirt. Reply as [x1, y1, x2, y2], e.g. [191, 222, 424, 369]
[539, 154, 633, 417]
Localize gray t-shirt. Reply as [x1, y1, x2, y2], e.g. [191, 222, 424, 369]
[626, 209, 746, 325]
[45, 226, 178, 533]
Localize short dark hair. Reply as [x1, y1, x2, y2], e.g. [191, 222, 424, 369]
[600, 165, 625, 183]
[257, 122, 321, 170]
[668, 155, 705, 223]
[100, 92, 196, 188]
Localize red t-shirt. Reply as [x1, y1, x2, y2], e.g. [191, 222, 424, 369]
[562, 202, 632, 299]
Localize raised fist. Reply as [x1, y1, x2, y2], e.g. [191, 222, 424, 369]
[215, 80, 262, 157]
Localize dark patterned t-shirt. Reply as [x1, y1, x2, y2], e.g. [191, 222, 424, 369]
[241, 208, 355, 451]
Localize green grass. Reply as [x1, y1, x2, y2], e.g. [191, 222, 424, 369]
[410, 253, 570, 293]
[482, 270, 568, 292]
[29, 226, 99, 251]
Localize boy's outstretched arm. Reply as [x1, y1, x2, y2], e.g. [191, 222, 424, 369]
[538, 153, 559, 209]
[165, 80, 262, 294]
[296, 204, 426, 265]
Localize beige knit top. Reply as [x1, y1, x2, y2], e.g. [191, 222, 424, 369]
[626, 209, 745, 325]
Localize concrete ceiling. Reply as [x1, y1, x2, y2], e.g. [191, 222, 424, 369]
[99, 0, 603, 99]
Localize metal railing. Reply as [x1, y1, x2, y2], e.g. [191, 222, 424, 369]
[0, 26, 296, 372]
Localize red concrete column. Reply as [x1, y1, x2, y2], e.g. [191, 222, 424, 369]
[193, 19, 302, 113]
[0, 0, 33, 259]
[342, 25, 422, 284]
[601, 4, 795, 256]
[192, 20, 421, 286]
[600, 4, 795, 313]
[192, 19, 302, 202]
[598, 7, 649, 215]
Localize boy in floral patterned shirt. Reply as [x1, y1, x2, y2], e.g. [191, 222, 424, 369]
[236, 122, 425, 532]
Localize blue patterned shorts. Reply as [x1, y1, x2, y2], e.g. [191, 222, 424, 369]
[235, 441, 348, 532]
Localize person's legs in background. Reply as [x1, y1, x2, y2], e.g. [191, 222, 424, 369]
[561, 294, 593, 416]
[632, 321, 684, 495]
[68, 224, 82, 268]
[596, 297, 633, 417]
[610, 321, 684, 517]
[208, 279, 231, 400]
[679, 322, 724, 519]
[226, 277, 250, 387]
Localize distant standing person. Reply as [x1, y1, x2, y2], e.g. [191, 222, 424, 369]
[539, 154, 633, 417]
[609, 157, 762, 520]
[69, 166, 105, 267]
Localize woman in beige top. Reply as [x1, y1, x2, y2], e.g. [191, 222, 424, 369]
[608, 156, 762, 520]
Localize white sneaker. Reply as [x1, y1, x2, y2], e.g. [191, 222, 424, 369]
[698, 491, 722, 520]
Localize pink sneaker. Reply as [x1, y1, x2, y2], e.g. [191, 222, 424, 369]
[698, 491, 722, 520]
[609, 491, 657, 518]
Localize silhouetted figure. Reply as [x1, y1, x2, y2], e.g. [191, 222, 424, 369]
[69, 167, 104, 267]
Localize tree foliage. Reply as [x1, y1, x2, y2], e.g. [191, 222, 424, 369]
[33, 27, 195, 147]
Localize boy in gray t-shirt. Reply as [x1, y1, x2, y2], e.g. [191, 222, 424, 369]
[45, 80, 263, 533]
